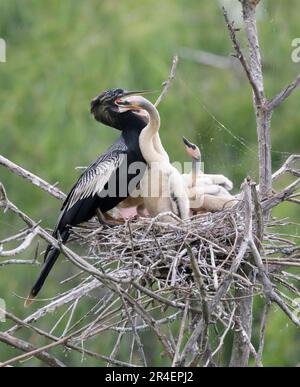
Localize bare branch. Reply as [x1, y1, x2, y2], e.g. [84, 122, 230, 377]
[204, 306, 236, 367]
[172, 298, 190, 367]
[222, 7, 262, 106]
[187, 243, 210, 324]
[155, 55, 178, 107]
[0, 230, 38, 257]
[211, 179, 253, 312]
[0, 154, 65, 201]
[268, 74, 300, 111]
[262, 178, 300, 212]
[256, 301, 270, 367]
[232, 313, 262, 367]
[229, 285, 253, 367]
[0, 259, 39, 267]
[0, 332, 66, 368]
[7, 279, 102, 335]
[250, 238, 300, 328]
[224, 1, 273, 201]
[117, 288, 148, 366]
[272, 155, 300, 181]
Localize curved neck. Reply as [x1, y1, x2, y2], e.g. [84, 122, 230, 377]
[153, 133, 169, 161]
[138, 100, 164, 163]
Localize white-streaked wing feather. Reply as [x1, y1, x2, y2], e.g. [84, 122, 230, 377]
[63, 138, 128, 212]
[67, 153, 126, 210]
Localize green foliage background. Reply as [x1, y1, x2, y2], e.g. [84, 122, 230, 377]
[0, 0, 299, 366]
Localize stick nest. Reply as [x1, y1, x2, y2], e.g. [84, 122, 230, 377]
[71, 200, 299, 316]
[74, 207, 242, 293]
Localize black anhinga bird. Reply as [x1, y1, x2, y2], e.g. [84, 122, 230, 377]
[25, 88, 149, 306]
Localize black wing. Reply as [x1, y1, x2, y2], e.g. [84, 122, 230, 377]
[61, 138, 127, 214]
[26, 138, 129, 303]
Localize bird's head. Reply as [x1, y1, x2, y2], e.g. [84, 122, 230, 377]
[90, 88, 151, 130]
[114, 95, 151, 111]
[183, 136, 201, 161]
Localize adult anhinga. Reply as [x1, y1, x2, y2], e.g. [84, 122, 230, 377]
[117, 96, 190, 222]
[25, 88, 149, 305]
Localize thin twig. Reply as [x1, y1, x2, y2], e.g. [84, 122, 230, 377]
[222, 7, 262, 106]
[268, 74, 300, 111]
[155, 55, 179, 107]
[0, 154, 65, 201]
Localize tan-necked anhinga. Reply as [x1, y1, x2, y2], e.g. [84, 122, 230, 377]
[116, 96, 190, 222]
[116, 125, 169, 218]
[182, 136, 233, 193]
[25, 88, 149, 305]
[182, 137, 237, 212]
[183, 136, 202, 188]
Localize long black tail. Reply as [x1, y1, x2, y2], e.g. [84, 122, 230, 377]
[25, 229, 69, 306]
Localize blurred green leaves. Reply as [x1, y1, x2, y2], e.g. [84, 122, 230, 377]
[0, 0, 300, 366]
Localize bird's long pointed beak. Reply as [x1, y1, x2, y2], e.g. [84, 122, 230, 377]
[116, 90, 158, 111]
[183, 136, 201, 161]
[122, 89, 156, 97]
[182, 136, 195, 149]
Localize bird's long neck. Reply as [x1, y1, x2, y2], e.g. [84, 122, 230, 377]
[153, 133, 169, 162]
[192, 157, 201, 187]
[138, 102, 164, 163]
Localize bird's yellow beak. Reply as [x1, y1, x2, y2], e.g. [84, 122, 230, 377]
[183, 136, 201, 160]
[115, 90, 156, 111]
[122, 89, 155, 97]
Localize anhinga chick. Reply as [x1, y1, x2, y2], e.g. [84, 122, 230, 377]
[182, 136, 237, 212]
[183, 136, 202, 188]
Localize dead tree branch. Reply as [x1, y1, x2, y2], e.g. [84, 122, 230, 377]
[155, 55, 179, 107]
[268, 74, 300, 111]
[224, 2, 272, 201]
[224, 1, 300, 204]
[0, 155, 65, 201]
[223, 7, 262, 106]
[0, 332, 67, 368]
